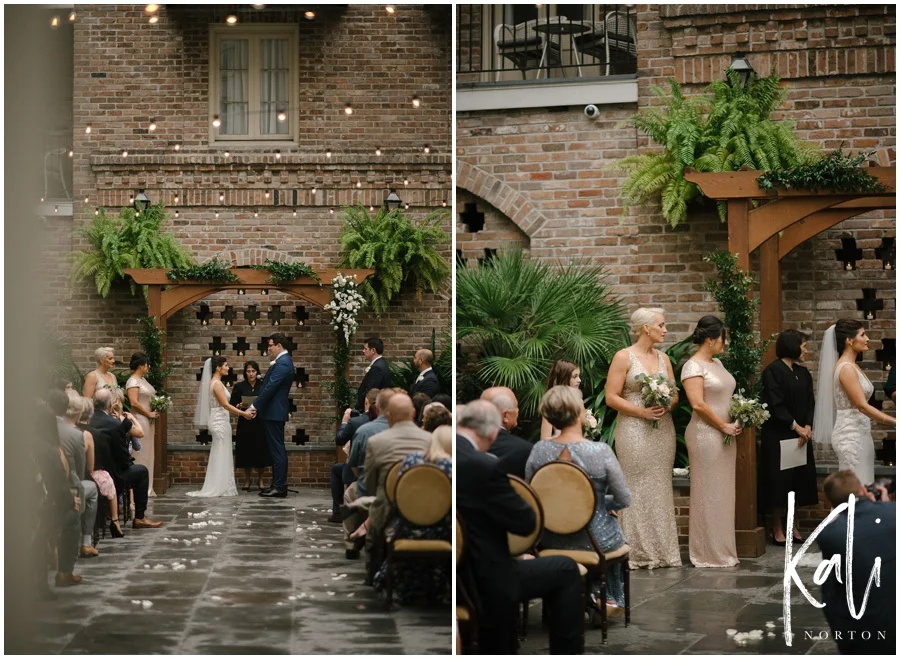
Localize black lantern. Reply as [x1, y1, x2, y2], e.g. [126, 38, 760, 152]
[134, 189, 151, 212]
[383, 188, 402, 212]
[729, 53, 754, 89]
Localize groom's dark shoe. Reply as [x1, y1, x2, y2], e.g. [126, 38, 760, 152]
[260, 488, 287, 498]
[259, 486, 274, 495]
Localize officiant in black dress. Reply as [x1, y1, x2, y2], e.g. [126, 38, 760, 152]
[758, 329, 817, 546]
[230, 361, 272, 491]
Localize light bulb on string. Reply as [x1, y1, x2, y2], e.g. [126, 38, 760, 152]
[85, 125, 91, 134]
[219, 193, 225, 202]
[95, 208, 100, 216]
[304, 11, 315, 19]
[293, 209, 297, 217]
[212, 116, 221, 128]
[148, 119, 157, 132]
[411, 96, 421, 108]
[214, 211, 219, 219]
[68, 150, 74, 158]
[277, 110, 287, 122]
[254, 210, 259, 218]
[385, 5, 395, 13]
[404, 178, 409, 186]
[54, 205, 59, 214]
[84, 196, 89, 204]
[224, 150, 230, 158]
[423, 145, 430, 154]
[375, 147, 382, 156]
[122, 149, 128, 157]
[129, 195, 135, 205]
[149, 15, 158, 24]
[173, 143, 181, 152]
[325, 149, 332, 158]
[145, 4, 159, 12]
[344, 104, 353, 115]
[174, 210, 179, 219]
[69, 11, 76, 22]
[442, 200, 447, 207]
[265, 191, 270, 200]
[369, 205, 375, 212]
[312, 187, 317, 195]
[356, 181, 362, 188]
[174, 193, 179, 204]
[275, 150, 281, 160]
[225, 15, 238, 25]
[50, 16, 60, 29]
[329, 208, 334, 214]
[405, 203, 410, 210]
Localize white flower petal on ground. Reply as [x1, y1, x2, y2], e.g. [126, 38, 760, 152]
[190, 560, 198, 565]
[210, 595, 223, 601]
[141, 600, 153, 609]
[131, 599, 142, 605]
[153, 564, 165, 570]
[726, 629, 738, 637]
[765, 621, 776, 628]
[326, 591, 336, 596]
[143, 564, 151, 569]
[288, 596, 297, 601]
[768, 632, 776, 637]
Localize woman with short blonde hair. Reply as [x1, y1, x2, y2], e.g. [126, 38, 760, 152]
[83, 346, 120, 401]
[605, 307, 682, 569]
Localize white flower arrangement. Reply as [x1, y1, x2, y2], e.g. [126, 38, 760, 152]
[634, 372, 676, 429]
[150, 394, 172, 413]
[324, 273, 366, 344]
[726, 389, 770, 445]
[673, 467, 690, 478]
[583, 408, 600, 439]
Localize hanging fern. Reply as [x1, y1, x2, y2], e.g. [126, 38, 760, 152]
[609, 70, 818, 227]
[338, 205, 451, 315]
[167, 258, 239, 284]
[71, 203, 195, 298]
[251, 259, 321, 285]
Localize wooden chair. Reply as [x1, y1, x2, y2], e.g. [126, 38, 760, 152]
[385, 460, 404, 506]
[529, 460, 631, 644]
[384, 464, 452, 609]
[455, 516, 478, 654]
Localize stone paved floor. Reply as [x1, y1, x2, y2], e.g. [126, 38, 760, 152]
[520, 547, 842, 655]
[29, 486, 450, 655]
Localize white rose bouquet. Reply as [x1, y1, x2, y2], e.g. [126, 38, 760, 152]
[583, 408, 600, 439]
[726, 389, 770, 445]
[634, 372, 675, 429]
[150, 394, 172, 413]
[324, 273, 366, 344]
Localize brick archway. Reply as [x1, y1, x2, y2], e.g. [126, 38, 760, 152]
[456, 161, 547, 237]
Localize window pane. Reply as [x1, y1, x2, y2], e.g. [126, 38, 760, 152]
[259, 39, 289, 135]
[220, 39, 249, 135]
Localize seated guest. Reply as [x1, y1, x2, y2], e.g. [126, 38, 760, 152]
[88, 389, 162, 530]
[33, 401, 82, 592]
[421, 402, 452, 433]
[481, 386, 533, 478]
[411, 392, 432, 427]
[47, 390, 100, 559]
[328, 388, 379, 523]
[526, 385, 632, 618]
[457, 400, 583, 655]
[817, 469, 895, 655]
[361, 393, 433, 576]
[343, 389, 396, 558]
[410, 349, 440, 397]
[111, 388, 143, 452]
[373, 425, 453, 603]
[432, 393, 452, 411]
[73, 396, 122, 537]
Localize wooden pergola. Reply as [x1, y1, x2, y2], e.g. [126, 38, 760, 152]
[124, 267, 375, 494]
[684, 166, 896, 557]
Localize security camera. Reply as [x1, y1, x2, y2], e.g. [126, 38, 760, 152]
[584, 104, 600, 119]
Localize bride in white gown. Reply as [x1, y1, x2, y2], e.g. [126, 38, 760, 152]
[188, 356, 252, 497]
[814, 320, 895, 485]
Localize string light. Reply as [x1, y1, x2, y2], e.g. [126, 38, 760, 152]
[226, 15, 238, 25]
[275, 150, 281, 160]
[129, 195, 135, 205]
[149, 15, 158, 24]
[84, 196, 89, 204]
[369, 205, 375, 212]
[423, 145, 430, 154]
[404, 178, 409, 186]
[50, 16, 60, 29]
[215, 211, 219, 219]
[40, 197, 44, 203]
[277, 110, 287, 122]
[405, 202, 410, 210]
[54, 205, 59, 214]
[148, 119, 157, 132]
[304, 11, 315, 19]
[174, 209, 179, 218]
[69, 12, 76, 22]
[95, 208, 100, 216]
[375, 147, 382, 156]
[174, 193, 179, 204]
[325, 149, 332, 158]
[344, 104, 353, 115]
[312, 186, 317, 195]
[212, 116, 221, 128]
[265, 191, 270, 200]
[385, 5, 395, 13]
[254, 210, 259, 218]
[356, 181, 362, 188]
[122, 149, 128, 157]
[219, 193, 225, 202]
[224, 150, 230, 158]
[293, 208, 297, 216]
[411, 96, 421, 108]
[145, 4, 159, 12]
[442, 200, 447, 207]
[173, 143, 181, 152]
[85, 125, 91, 134]
[329, 208, 334, 214]
[68, 150, 74, 157]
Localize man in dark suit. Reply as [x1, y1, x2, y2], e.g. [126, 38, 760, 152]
[328, 388, 380, 523]
[457, 400, 583, 655]
[410, 349, 440, 398]
[88, 389, 162, 529]
[356, 336, 391, 411]
[817, 470, 894, 655]
[249, 332, 295, 497]
[481, 386, 533, 478]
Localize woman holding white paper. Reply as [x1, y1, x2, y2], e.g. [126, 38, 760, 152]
[758, 329, 817, 547]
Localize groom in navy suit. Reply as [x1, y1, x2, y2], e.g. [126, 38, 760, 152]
[248, 332, 294, 498]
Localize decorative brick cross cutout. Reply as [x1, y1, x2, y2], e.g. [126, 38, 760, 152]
[288, 397, 298, 416]
[196, 429, 212, 445]
[835, 237, 863, 271]
[222, 367, 238, 386]
[196, 303, 212, 326]
[233, 337, 251, 357]
[877, 439, 895, 468]
[856, 288, 884, 320]
[294, 366, 309, 388]
[244, 305, 260, 326]
[269, 305, 285, 326]
[281, 335, 297, 353]
[257, 336, 270, 356]
[222, 306, 237, 326]
[876, 338, 895, 371]
[208, 336, 227, 356]
[292, 427, 310, 445]
[293, 305, 309, 326]
[460, 202, 485, 233]
[875, 237, 895, 271]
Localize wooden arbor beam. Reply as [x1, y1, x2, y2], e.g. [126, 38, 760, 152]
[123, 267, 375, 494]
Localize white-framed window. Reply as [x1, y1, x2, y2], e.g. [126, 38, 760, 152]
[209, 24, 299, 144]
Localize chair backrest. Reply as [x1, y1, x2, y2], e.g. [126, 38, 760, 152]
[395, 464, 452, 527]
[455, 516, 464, 564]
[385, 460, 404, 505]
[529, 460, 596, 535]
[507, 475, 543, 557]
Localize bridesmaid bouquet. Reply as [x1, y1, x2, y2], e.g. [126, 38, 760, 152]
[150, 394, 173, 413]
[583, 408, 600, 439]
[634, 372, 675, 429]
[725, 389, 770, 445]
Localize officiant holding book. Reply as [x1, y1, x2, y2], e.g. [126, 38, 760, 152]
[758, 329, 818, 546]
[230, 360, 272, 492]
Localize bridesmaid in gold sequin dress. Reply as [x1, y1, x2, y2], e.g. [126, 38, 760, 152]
[606, 308, 682, 569]
[681, 316, 741, 568]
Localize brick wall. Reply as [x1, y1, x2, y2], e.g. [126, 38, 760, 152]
[168, 446, 335, 487]
[456, 5, 895, 459]
[43, 5, 451, 473]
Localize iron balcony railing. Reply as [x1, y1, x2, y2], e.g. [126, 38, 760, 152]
[457, 4, 637, 86]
